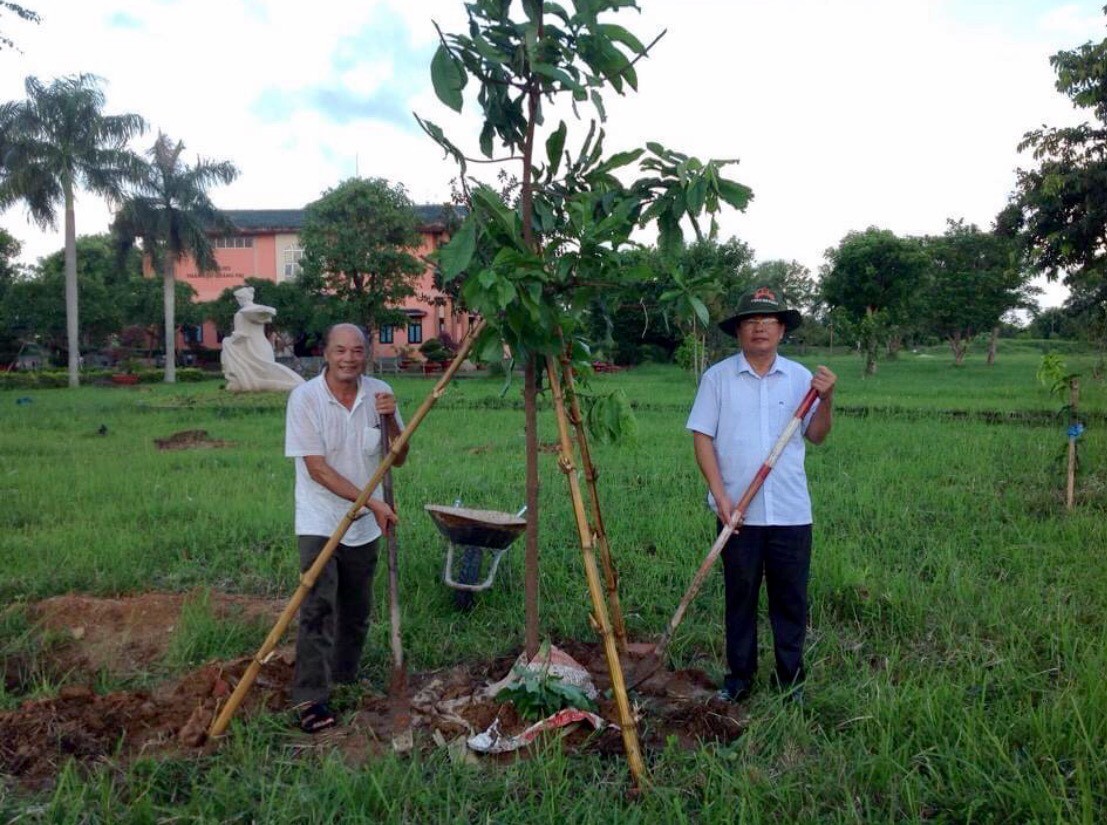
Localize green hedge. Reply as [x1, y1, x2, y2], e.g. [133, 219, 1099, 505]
[0, 368, 216, 389]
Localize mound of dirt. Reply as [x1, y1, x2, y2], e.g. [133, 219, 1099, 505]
[2, 594, 747, 788]
[154, 430, 233, 450]
[28, 592, 286, 680]
[0, 654, 294, 786]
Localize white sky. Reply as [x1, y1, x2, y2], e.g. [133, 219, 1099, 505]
[2, 0, 1105, 309]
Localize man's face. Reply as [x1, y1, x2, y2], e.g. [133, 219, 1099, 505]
[737, 314, 785, 358]
[324, 327, 367, 383]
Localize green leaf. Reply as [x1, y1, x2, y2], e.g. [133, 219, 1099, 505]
[479, 121, 495, 158]
[689, 295, 709, 326]
[522, 0, 542, 23]
[716, 179, 753, 210]
[496, 279, 518, 307]
[476, 328, 507, 364]
[686, 177, 706, 214]
[533, 62, 585, 93]
[593, 149, 643, 176]
[431, 44, 466, 113]
[545, 121, 567, 177]
[438, 219, 476, 279]
[597, 23, 646, 55]
[590, 88, 607, 122]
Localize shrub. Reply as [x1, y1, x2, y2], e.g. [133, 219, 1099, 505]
[419, 337, 452, 363]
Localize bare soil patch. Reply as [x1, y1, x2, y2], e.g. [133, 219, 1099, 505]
[2, 594, 746, 788]
[154, 430, 233, 450]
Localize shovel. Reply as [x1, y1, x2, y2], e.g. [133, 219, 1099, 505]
[626, 387, 819, 690]
[380, 415, 412, 752]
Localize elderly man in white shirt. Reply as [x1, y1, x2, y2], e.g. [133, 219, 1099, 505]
[285, 323, 407, 732]
[687, 286, 835, 705]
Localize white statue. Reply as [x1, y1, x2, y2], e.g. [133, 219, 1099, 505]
[221, 287, 305, 392]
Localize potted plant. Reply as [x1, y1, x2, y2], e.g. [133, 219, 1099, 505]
[111, 357, 141, 385]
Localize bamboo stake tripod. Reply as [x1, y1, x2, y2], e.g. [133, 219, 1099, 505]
[207, 323, 645, 787]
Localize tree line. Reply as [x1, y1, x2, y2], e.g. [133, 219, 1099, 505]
[5, 5, 1107, 383]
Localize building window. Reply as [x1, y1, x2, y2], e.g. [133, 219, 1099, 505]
[214, 236, 254, 249]
[182, 324, 203, 344]
[379, 325, 394, 344]
[407, 321, 423, 344]
[282, 245, 304, 281]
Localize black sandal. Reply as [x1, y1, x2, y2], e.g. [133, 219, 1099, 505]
[298, 702, 336, 733]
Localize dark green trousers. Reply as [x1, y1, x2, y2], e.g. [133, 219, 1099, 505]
[292, 535, 380, 705]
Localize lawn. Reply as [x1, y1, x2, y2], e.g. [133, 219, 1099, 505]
[1, 343, 1105, 822]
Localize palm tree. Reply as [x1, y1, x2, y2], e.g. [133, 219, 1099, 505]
[0, 74, 145, 386]
[113, 133, 237, 383]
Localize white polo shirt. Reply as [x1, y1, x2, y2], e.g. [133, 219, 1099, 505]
[686, 352, 818, 526]
[285, 371, 404, 545]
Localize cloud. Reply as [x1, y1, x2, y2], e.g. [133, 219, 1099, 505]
[104, 11, 143, 30]
[252, 6, 431, 130]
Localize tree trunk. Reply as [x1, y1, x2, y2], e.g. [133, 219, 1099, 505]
[986, 325, 999, 366]
[865, 344, 878, 375]
[948, 333, 967, 365]
[1066, 378, 1079, 511]
[64, 182, 80, 388]
[365, 322, 375, 374]
[518, 12, 543, 662]
[163, 258, 177, 383]
[523, 356, 540, 660]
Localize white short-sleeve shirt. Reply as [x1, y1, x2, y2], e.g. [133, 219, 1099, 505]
[686, 352, 818, 526]
[285, 372, 404, 545]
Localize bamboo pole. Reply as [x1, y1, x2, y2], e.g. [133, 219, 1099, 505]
[208, 320, 486, 739]
[545, 355, 647, 789]
[559, 353, 628, 653]
[523, 356, 541, 660]
[1066, 377, 1079, 511]
[380, 417, 410, 748]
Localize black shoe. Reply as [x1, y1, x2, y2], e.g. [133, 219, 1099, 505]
[770, 671, 805, 706]
[782, 685, 805, 707]
[716, 677, 751, 703]
[298, 702, 337, 733]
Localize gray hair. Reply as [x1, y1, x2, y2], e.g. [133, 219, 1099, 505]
[324, 323, 368, 348]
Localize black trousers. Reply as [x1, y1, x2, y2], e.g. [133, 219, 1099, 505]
[292, 534, 380, 705]
[719, 522, 812, 686]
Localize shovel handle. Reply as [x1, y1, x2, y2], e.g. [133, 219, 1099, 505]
[651, 387, 819, 659]
[381, 415, 403, 673]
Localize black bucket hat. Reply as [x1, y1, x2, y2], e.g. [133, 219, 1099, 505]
[718, 285, 803, 337]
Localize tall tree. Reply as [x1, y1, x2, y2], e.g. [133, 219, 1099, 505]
[920, 219, 1038, 365]
[425, 0, 752, 715]
[113, 132, 237, 383]
[299, 177, 425, 360]
[821, 227, 927, 374]
[1003, 12, 1107, 315]
[0, 226, 25, 358]
[34, 233, 142, 351]
[0, 2, 39, 51]
[1, 233, 196, 360]
[0, 74, 145, 386]
[751, 259, 819, 316]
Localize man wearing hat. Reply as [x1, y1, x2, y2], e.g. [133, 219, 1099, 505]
[686, 286, 836, 704]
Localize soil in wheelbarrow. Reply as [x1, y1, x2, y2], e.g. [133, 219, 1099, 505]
[1, 593, 746, 789]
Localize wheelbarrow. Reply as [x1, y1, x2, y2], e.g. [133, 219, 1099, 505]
[425, 503, 527, 610]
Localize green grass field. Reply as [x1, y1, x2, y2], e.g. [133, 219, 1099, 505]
[1, 343, 1105, 822]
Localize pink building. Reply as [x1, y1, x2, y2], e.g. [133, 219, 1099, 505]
[173, 206, 474, 364]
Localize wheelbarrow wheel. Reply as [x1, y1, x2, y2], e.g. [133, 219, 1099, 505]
[454, 546, 483, 611]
